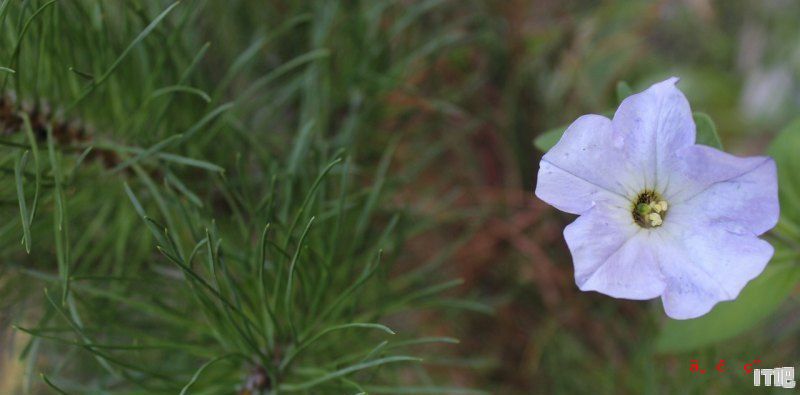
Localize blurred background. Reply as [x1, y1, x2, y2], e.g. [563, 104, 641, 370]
[2, 0, 800, 393]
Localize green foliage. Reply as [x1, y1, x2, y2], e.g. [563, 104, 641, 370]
[615, 81, 633, 104]
[0, 0, 478, 393]
[533, 126, 566, 153]
[693, 112, 723, 150]
[770, 118, 800, 233]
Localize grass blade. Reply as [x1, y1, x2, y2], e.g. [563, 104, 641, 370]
[14, 150, 31, 253]
[279, 356, 421, 391]
[71, 1, 182, 108]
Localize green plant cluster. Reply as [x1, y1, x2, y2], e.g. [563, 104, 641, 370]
[0, 1, 481, 393]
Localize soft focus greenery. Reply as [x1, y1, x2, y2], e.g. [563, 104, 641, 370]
[1, 1, 800, 394]
[0, 1, 481, 393]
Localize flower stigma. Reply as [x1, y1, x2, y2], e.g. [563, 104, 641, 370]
[632, 190, 668, 228]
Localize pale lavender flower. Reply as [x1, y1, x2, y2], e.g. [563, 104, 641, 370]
[535, 78, 779, 319]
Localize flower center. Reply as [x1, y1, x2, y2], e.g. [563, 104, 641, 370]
[632, 190, 668, 228]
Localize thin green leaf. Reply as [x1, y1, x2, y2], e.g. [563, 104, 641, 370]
[40, 374, 69, 395]
[165, 172, 203, 207]
[281, 323, 396, 370]
[180, 355, 237, 395]
[151, 85, 211, 103]
[158, 153, 225, 172]
[284, 217, 315, 339]
[111, 134, 183, 173]
[279, 356, 421, 391]
[71, 1, 182, 108]
[47, 127, 70, 302]
[19, 114, 41, 234]
[177, 102, 234, 144]
[14, 150, 31, 253]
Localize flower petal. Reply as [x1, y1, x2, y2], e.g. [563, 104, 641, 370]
[565, 208, 665, 300]
[611, 77, 696, 192]
[656, 224, 774, 319]
[536, 114, 636, 214]
[663, 145, 778, 236]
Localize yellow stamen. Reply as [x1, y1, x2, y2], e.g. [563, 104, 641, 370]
[648, 212, 663, 227]
[631, 191, 669, 228]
